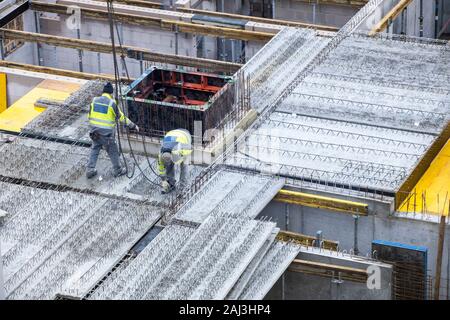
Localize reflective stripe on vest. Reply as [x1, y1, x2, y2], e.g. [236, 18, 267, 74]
[89, 95, 117, 129]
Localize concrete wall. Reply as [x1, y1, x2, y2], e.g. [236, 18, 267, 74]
[259, 193, 450, 298]
[5, 11, 37, 65]
[266, 249, 393, 300]
[5, 73, 42, 106]
[0, 241, 5, 300]
[389, 0, 437, 38]
[274, 0, 359, 27]
[38, 15, 196, 77]
[3, 11, 42, 106]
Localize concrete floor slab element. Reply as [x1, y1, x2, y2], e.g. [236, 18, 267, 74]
[232, 31, 450, 197]
[174, 168, 285, 223]
[276, 247, 393, 300]
[0, 135, 166, 200]
[23, 80, 104, 143]
[90, 213, 278, 300]
[88, 224, 196, 300]
[226, 227, 280, 300]
[238, 240, 301, 300]
[243, 27, 330, 113]
[0, 181, 160, 299]
[141, 213, 276, 300]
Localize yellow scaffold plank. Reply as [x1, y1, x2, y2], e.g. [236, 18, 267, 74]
[274, 189, 368, 215]
[0, 73, 6, 113]
[399, 140, 450, 216]
[0, 80, 80, 133]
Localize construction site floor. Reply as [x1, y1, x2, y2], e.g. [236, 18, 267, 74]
[399, 139, 450, 216]
[0, 79, 80, 132]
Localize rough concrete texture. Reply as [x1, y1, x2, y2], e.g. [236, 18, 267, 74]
[0, 136, 155, 198]
[226, 227, 279, 300]
[174, 169, 285, 223]
[243, 27, 330, 113]
[238, 240, 301, 300]
[0, 181, 160, 299]
[260, 199, 450, 293]
[265, 247, 393, 300]
[233, 31, 450, 194]
[25, 80, 104, 142]
[89, 224, 196, 300]
[147, 215, 274, 300]
[92, 212, 277, 300]
[274, 0, 359, 27]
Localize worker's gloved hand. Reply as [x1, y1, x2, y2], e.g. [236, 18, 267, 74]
[135, 125, 139, 133]
[161, 180, 170, 193]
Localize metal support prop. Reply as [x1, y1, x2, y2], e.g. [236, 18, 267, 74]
[400, 7, 407, 35]
[434, 214, 447, 300]
[316, 230, 323, 248]
[76, 28, 83, 72]
[434, 0, 439, 38]
[34, 11, 42, 66]
[0, 241, 5, 300]
[0, 38, 4, 60]
[285, 203, 290, 231]
[139, 52, 143, 74]
[97, 52, 101, 73]
[419, 0, 424, 37]
[353, 214, 359, 256]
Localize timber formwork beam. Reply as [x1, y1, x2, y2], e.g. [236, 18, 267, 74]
[288, 259, 368, 283]
[276, 230, 339, 251]
[293, 0, 367, 6]
[96, 0, 338, 32]
[30, 1, 274, 42]
[0, 29, 242, 73]
[0, 60, 127, 82]
[369, 0, 413, 35]
[274, 189, 369, 215]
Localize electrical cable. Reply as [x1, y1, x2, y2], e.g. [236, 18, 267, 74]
[106, 0, 161, 186]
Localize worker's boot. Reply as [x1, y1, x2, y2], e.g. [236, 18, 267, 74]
[161, 180, 176, 194]
[114, 167, 127, 177]
[86, 169, 98, 179]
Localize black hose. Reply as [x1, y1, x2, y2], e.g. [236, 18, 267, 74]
[106, 0, 160, 187]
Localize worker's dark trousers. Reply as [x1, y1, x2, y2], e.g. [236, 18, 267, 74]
[87, 131, 121, 174]
[164, 161, 188, 187]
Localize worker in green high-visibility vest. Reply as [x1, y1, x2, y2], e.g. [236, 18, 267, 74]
[86, 82, 139, 179]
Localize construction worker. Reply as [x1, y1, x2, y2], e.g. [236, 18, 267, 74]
[86, 82, 139, 179]
[158, 129, 192, 194]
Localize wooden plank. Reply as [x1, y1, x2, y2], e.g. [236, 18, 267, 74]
[0, 29, 242, 73]
[369, 0, 413, 35]
[276, 230, 339, 251]
[275, 189, 369, 215]
[31, 1, 274, 42]
[0, 73, 6, 112]
[288, 259, 368, 283]
[0, 60, 125, 82]
[91, 0, 340, 31]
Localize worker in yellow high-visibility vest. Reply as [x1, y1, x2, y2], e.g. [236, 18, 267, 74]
[158, 129, 192, 194]
[86, 82, 139, 179]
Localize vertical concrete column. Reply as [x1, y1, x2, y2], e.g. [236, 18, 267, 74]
[0, 241, 5, 300]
